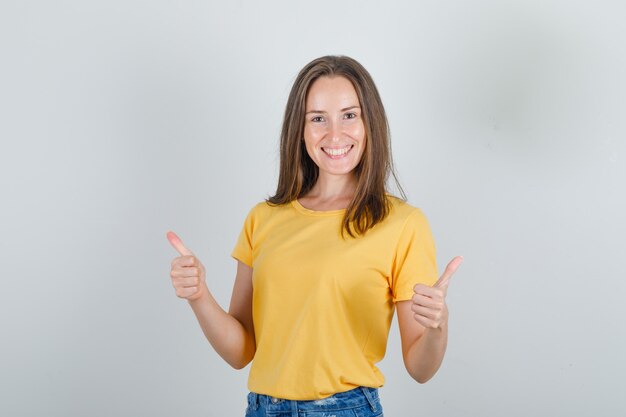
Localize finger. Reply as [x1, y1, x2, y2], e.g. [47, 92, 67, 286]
[166, 231, 194, 256]
[413, 313, 434, 329]
[171, 266, 199, 278]
[174, 276, 199, 288]
[176, 286, 198, 298]
[413, 283, 446, 300]
[412, 293, 445, 309]
[411, 304, 439, 320]
[434, 255, 464, 288]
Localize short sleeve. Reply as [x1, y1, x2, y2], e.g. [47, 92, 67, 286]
[390, 209, 438, 303]
[230, 204, 258, 268]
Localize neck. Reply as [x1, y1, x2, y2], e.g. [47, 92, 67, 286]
[307, 172, 357, 200]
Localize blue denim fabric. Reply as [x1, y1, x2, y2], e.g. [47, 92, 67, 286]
[245, 386, 384, 417]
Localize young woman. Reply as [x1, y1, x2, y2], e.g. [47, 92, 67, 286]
[167, 55, 463, 417]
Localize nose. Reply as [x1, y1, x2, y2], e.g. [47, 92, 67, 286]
[329, 120, 342, 142]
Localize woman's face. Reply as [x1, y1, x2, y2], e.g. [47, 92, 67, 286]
[303, 75, 366, 180]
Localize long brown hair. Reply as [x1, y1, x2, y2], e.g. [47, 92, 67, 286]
[266, 55, 407, 238]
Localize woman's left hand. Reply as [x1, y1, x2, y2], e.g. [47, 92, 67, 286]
[411, 256, 463, 329]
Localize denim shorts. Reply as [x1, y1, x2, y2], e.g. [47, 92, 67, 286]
[245, 386, 384, 417]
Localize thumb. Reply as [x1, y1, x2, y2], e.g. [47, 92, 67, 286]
[166, 230, 194, 256]
[434, 255, 464, 288]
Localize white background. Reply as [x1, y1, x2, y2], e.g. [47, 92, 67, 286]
[1, 1, 624, 416]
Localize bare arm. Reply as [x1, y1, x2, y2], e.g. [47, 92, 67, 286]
[396, 256, 463, 383]
[167, 230, 256, 370]
[187, 260, 256, 369]
[397, 300, 448, 383]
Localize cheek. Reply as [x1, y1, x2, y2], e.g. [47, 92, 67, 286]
[351, 122, 365, 141]
[305, 124, 325, 138]
[302, 139, 317, 159]
[302, 128, 314, 144]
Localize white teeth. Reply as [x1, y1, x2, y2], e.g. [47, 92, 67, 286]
[323, 145, 352, 156]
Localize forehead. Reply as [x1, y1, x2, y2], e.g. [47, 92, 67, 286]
[305, 76, 359, 109]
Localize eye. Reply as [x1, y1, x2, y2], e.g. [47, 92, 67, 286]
[311, 116, 324, 122]
[344, 112, 357, 119]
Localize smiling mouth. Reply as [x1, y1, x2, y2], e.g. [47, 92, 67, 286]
[322, 144, 354, 158]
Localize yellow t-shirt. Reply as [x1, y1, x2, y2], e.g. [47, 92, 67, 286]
[230, 194, 438, 400]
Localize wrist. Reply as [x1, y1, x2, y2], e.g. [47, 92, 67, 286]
[427, 318, 448, 334]
[187, 283, 210, 304]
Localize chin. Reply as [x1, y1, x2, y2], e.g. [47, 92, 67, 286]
[319, 166, 358, 176]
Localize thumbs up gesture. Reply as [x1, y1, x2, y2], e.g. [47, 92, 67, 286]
[166, 231, 208, 302]
[411, 256, 463, 329]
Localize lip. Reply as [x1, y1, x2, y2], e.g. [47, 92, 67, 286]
[322, 145, 353, 150]
[322, 144, 354, 159]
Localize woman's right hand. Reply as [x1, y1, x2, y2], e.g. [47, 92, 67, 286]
[166, 231, 208, 302]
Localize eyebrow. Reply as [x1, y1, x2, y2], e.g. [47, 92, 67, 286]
[305, 105, 361, 115]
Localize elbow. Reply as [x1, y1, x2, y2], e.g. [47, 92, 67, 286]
[404, 355, 443, 384]
[229, 350, 255, 370]
[407, 367, 434, 384]
[414, 374, 433, 384]
[230, 362, 246, 370]
[229, 357, 250, 370]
